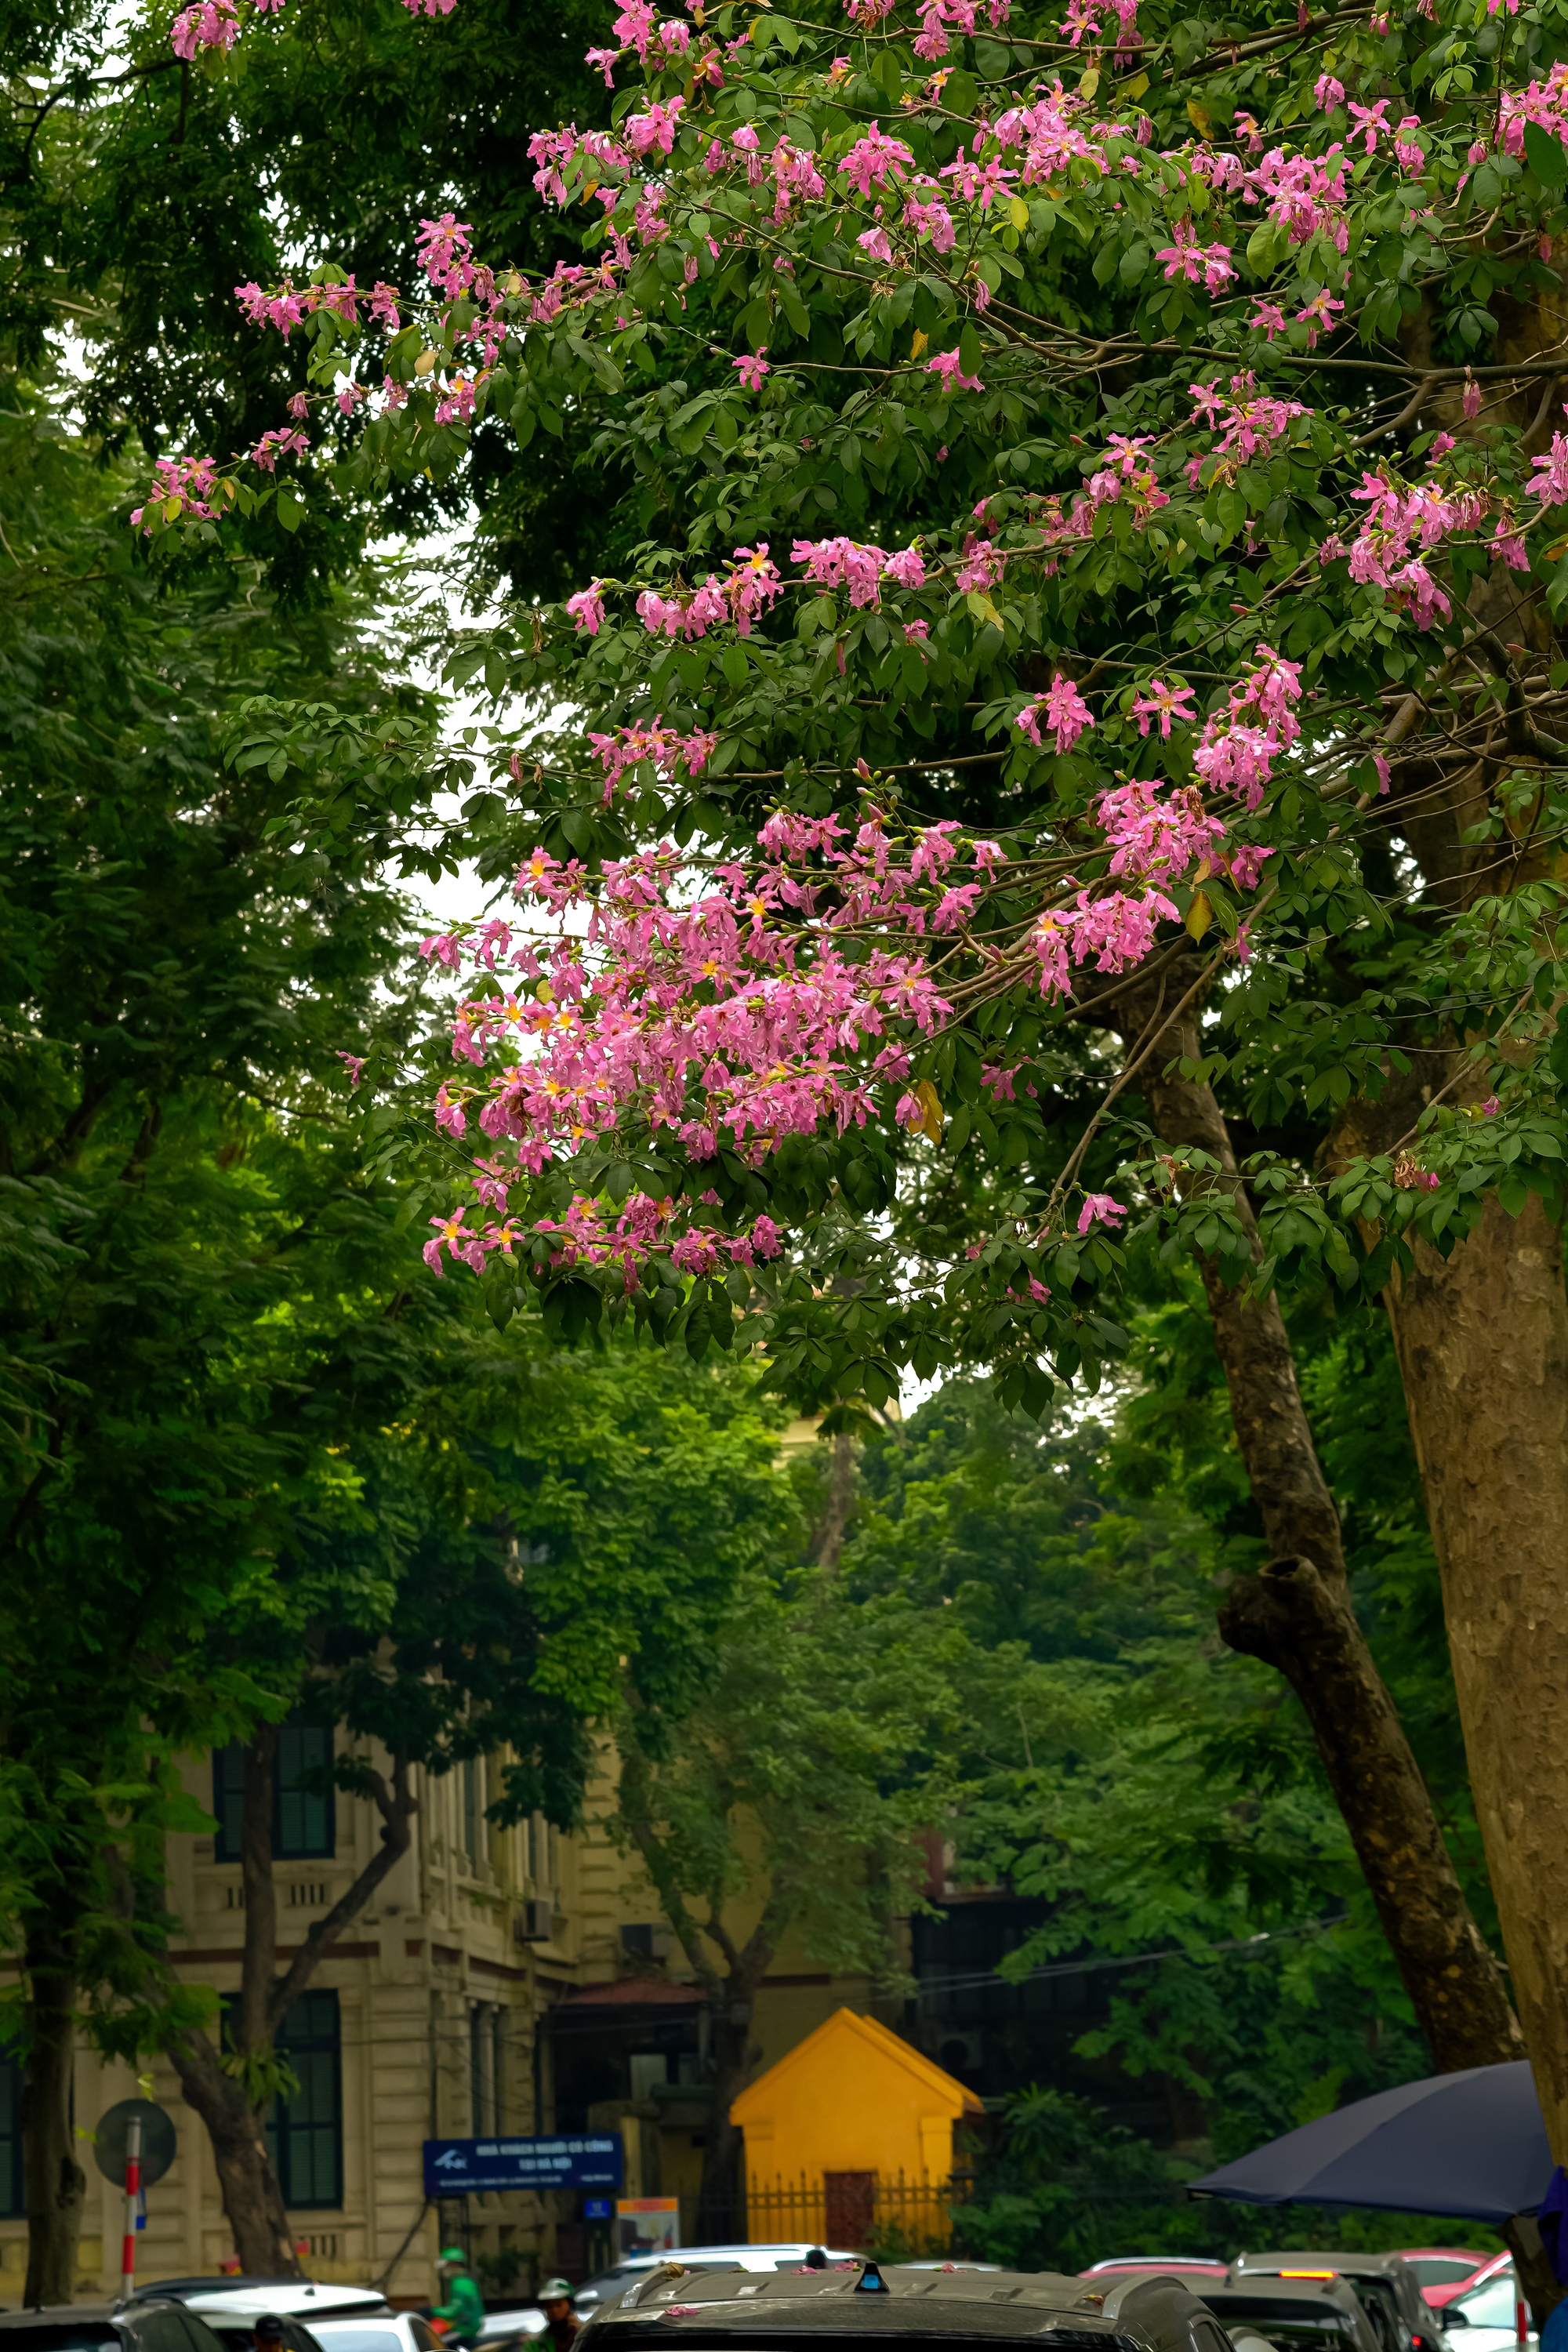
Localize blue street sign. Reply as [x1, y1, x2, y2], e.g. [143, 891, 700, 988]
[583, 2198, 613, 2221]
[423, 2134, 623, 2196]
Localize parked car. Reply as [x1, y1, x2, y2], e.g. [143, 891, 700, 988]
[1229, 2249, 1449, 2352]
[572, 2247, 861, 2315]
[306, 2315, 446, 2352]
[135, 2296, 384, 2322]
[0, 2302, 233, 2352]
[580, 2256, 1237, 2352]
[194, 2314, 321, 2352]
[1084, 2264, 1232, 2283]
[183, 2297, 390, 2328]
[1186, 2277, 1385, 2352]
[474, 2316, 546, 2345]
[1393, 2261, 1497, 2312]
[1439, 2264, 1530, 2352]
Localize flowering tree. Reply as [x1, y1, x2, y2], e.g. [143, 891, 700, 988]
[157, 0, 1568, 2229]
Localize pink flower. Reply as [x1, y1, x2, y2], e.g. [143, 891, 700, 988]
[171, 0, 238, 56]
[840, 125, 916, 196]
[567, 581, 607, 633]
[1295, 290, 1345, 348]
[1463, 374, 1482, 419]
[1250, 301, 1287, 339]
[251, 426, 309, 472]
[733, 350, 771, 389]
[1131, 678, 1198, 738]
[338, 1052, 367, 1088]
[1314, 73, 1345, 110]
[1077, 1193, 1127, 1234]
[927, 347, 985, 393]
[1018, 674, 1094, 755]
[1481, 1094, 1501, 1116]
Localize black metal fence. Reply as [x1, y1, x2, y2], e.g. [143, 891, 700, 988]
[711, 2169, 972, 2259]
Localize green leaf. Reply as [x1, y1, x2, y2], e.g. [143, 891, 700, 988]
[1525, 119, 1568, 186]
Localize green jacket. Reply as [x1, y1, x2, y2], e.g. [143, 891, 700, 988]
[434, 2275, 485, 2343]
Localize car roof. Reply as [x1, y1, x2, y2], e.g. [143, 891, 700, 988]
[604, 2252, 862, 2269]
[184, 2298, 387, 2321]
[0, 2307, 129, 2328]
[583, 2259, 1232, 2352]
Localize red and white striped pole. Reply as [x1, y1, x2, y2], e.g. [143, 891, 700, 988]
[120, 2111, 142, 2299]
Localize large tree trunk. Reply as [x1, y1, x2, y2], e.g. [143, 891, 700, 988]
[1110, 971, 1526, 2074]
[21, 1916, 85, 2307]
[1328, 1047, 1568, 2271]
[1388, 1197, 1568, 2122]
[693, 2000, 757, 2245]
[169, 2030, 303, 2276]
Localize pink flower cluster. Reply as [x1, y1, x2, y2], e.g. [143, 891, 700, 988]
[1500, 64, 1568, 164]
[419, 816, 1002, 1283]
[913, 0, 1011, 61]
[1027, 889, 1180, 1000]
[1155, 221, 1235, 292]
[1334, 463, 1494, 624]
[129, 455, 221, 529]
[1188, 373, 1309, 481]
[793, 537, 927, 607]
[1097, 780, 1227, 884]
[633, 546, 783, 641]
[1192, 644, 1304, 809]
[251, 426, 309, 471]
[586, 720, 719, 798]
[1017, 674, 1094, 755]
[235, 273, 399, 339]
[171, 0, 238, 56]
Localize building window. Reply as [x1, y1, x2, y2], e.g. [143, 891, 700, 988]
[0, 2049, 21, 2219]
[470, 2005, 501, 2136]
[492, 2011, 506, 2136]
[267, 1991, 343, 2209]
[526, 1812, 539, 1884]
[213, 1720, 335, 1863]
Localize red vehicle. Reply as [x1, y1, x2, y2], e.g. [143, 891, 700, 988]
[1393, 2252, 1502, 2310]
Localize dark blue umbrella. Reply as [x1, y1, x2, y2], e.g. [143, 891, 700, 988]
[1192, 2060, 1553, 2223]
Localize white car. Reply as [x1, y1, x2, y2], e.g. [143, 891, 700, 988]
[185, 2293, 394, 2327]
[572, 2247, 864, 2314]
[308, 2317, 448, 2352]
[1442, 2267, 1533, 2352]
[476, 2317, 546, 2344]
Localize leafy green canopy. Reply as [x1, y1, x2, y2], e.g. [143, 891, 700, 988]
[155, 0, 1568, 1421]
[0, 368, 784, 2075]
[848, 1374, 1498, 2261]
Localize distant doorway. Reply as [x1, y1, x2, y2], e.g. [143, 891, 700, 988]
[824, 2169, 876, 2249]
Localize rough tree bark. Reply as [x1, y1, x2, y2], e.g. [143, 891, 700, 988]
[167, 1725, 416, 2274]
[1109, 969, 1526, 2072]
[20, 1912, 87, 2307]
